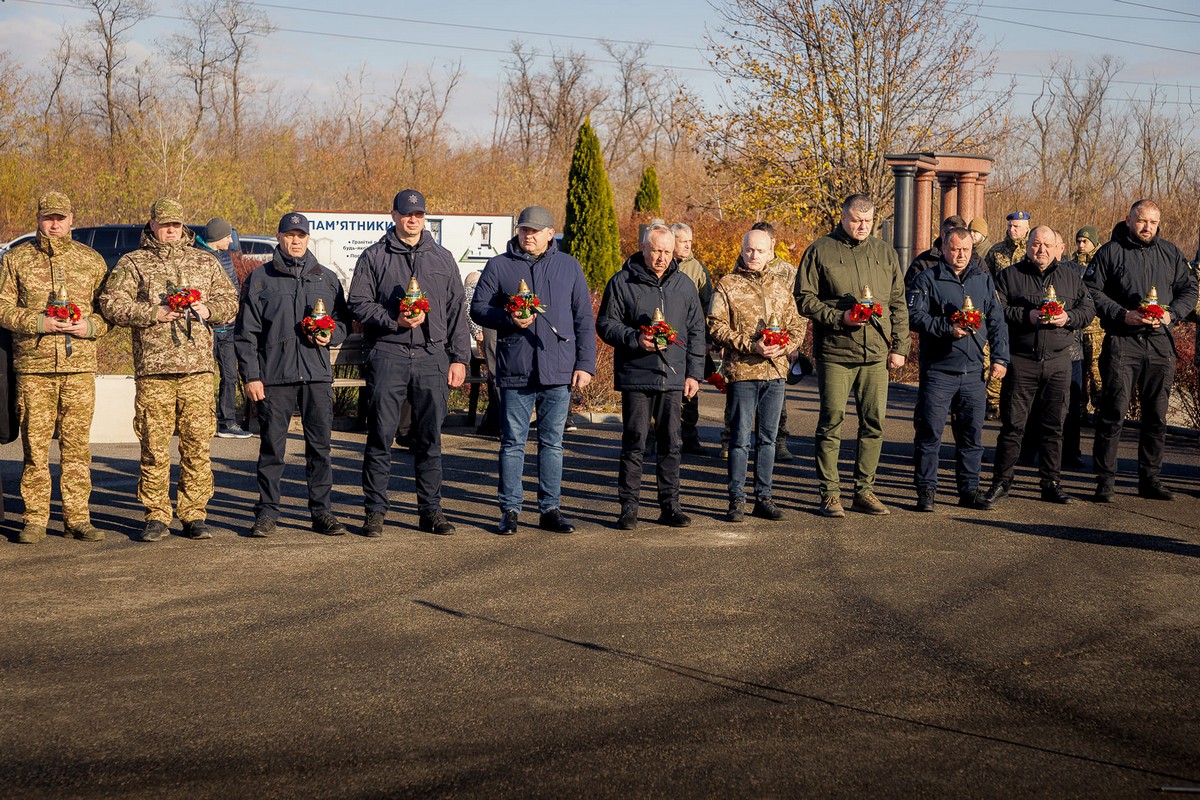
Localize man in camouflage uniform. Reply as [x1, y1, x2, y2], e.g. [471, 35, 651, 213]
[100, 198, 239, 542]
[669, 222, 713, 456]
[708, 228, 807, 522]
[0, 192, 109, 543]
[1071, 225, 1103, 415]
[983, 211, 1031, 418]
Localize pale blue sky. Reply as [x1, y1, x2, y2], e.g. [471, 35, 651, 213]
[3, 0, 1199, 136]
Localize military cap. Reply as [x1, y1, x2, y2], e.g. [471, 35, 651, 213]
[37, 191, 72, 217]
[1076, 226, 1099, 247]
[1006, 211, 1031, 221]
[968, 217, 989, 236]
[393, 189, 426, 215]
[150, 197, 185, 224]
[516, 206, 554, 231]
[278, 212, 310, 234]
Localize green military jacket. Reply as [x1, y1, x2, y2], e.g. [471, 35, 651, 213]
[795, 226, 910, 365]
[100, 227, 238, 378]
[985, 235, 1026, 277]
[709, 260, 806, 383]
[0, 232, 109, 373]
[675, 255, 713, 313]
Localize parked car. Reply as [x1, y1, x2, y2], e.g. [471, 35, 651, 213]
[0, 232, 36, 259]
[1, 225, 273, 270]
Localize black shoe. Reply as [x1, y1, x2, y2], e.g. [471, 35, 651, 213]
[249, 515, 276, 538]
[985, 406, 1000, 421]
[727, 497, 746, 523]
[752, 498, 785, 520]
[497, 509, 519, 535]
[312, 512, 348, 536]
[1093, 481, 1116, 503]
[983, 481, 1010, 504]
[617, 505, 639, 530]
[216, 423, 253, 439]
[1040, 481, 1075, 504]
[183, 520, 212, 540]
[362, 511, 385, 538]
[915, 487, 935, 513]
[1138, 482, 1175, 501]
[959, 489, 994, 510]
[419, 509, 456, 535]
[657, 506, 692, 527]
[774, 446, 794, 464]
[538, 509, 576, 534]
[682, 440, 709, 457]
[140, 520, 169, 542]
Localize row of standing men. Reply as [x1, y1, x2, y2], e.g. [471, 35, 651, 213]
[1, 190, 1193, 543]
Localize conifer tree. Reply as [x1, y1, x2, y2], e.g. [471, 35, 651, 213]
[563, 119, 622, 288]
[632, 164, 662, 216]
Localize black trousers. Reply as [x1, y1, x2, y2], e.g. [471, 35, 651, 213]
[619, 390, 682, 508]
[362, 348, 449, 514]
[213, 328, 240, 427]
[993, 352, 1071, 484]
[256, 382, 334, 518]
[1093, 334, 1175, 483]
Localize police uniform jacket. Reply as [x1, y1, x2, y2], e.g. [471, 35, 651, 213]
[1084, 221, 1198, 340]
[907, 259, 1009, 374]
[470, 237, 596, 389]
[235, 248, 350, 386]
[996, 257, 1095, 361]
[347, 228, 470, 364]
[596, 253, 704, 392]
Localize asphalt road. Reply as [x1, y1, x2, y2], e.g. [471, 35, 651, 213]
[2, 380, 1198, 798]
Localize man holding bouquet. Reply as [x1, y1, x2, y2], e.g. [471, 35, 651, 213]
[906, 227, 1009, 512]
[100, 198, 239, 542]
[236, 213, 352, 538]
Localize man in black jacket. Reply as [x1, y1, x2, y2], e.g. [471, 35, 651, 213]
[984, 226, 1095, 505]
[597, 226, 705, 530]
[236, 213, 352, 537]
[1085, 199, 1198, 501]
[348, 190, 471, 536]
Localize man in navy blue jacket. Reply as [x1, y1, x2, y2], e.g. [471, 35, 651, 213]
[907, 227, 1009, 512]
[236, 213, 352, 537]
[470, 206, 596, 535]
[597, 226, 705, 530]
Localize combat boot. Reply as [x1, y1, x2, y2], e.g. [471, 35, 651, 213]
[17, 524, 47, 544]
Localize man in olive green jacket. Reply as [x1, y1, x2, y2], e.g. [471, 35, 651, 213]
[0, 192, 109, 543]
[795, 194, 910, 517]
[100, 198, 239, 542]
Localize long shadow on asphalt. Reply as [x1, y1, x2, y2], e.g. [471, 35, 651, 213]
[964, 516, 1200, 558]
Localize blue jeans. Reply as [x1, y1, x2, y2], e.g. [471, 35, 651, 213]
[912, 368, 985, 495]
[728, 379, 785, 501]
[499, 385, 570, 513]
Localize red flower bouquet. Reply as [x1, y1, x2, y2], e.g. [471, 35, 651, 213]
[301, 298, 336, 339]
[399, 276, 430, 318]
[641, 318, 678, 349]
[1140, 286, 1166, 321]
[45, 297, 81, 322]
[167, 285, 201, 313]
[707, 372, 727, 394]
[950, 295, 983, 331]
[848, 284, 882, 323]
[758, 317, 790, 348]
[1038, 284, 1064, 322]
[506, 278, 543, 320]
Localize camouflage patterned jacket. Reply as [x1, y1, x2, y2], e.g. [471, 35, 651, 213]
[100, 227, 238, 377]
[984, 236, 1026, 277]
[708, 260, 806, 383]
[0, 231, 109, 374]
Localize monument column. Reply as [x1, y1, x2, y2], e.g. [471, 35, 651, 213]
[938, 173, 959, 222]
[914, 171, 935, 254]
[891, 164, 917, 270]
[958, 172, 978, 222]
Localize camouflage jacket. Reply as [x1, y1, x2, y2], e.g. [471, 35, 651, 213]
[708, 260, 806, 383]
[100, 227, 238, 377]
[0, 231, 109, 373]
[765, 256, 797, 290]
[984, 236, 1026, 277]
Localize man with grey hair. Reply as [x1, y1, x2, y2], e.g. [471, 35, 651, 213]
[598, 226, 705, 529]
[796, 194, 910, 517]
[670, 221, 713, 456]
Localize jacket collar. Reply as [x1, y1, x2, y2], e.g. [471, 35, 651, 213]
[624, 251, 677, 284]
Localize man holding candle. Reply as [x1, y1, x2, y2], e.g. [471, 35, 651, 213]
[1085, 200, 1198, 501]
[795, 194, 910, 517]
[348, 189, 470, 537]
[470, 206, 596, 535]
[597, 225, 705, 530]
[984, 226, 1094, 506]
[235, 213, 352, 538]
[0, 192, 109, 543]
[906, 227, 1009, 512]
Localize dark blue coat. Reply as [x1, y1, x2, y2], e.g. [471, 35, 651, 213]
[907, 259, 1009, 374]
[470, 237, 596, 389]
[596, 253, 704, 392]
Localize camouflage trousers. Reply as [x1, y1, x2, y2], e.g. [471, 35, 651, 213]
[134, 373, 216, 524]
[984, 343, 1001, 410]
[1082, 326, 1105, 413]
[17, 372, 95, 528]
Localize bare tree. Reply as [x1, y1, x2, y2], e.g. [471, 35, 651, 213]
[211, 0, 272, 157]
[161, 0, 233, 139]
[384, 62, 464, 181]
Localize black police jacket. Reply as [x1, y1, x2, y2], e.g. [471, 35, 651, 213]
[996, 257, 1094, 361]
